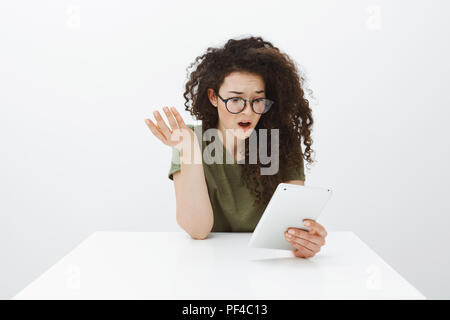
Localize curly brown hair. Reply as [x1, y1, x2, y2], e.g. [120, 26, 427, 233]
[183, 36, 316, 207]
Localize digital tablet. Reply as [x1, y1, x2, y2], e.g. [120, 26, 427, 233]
[248, 183, 333, 250]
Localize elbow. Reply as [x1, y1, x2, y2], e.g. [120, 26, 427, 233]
[186, 225, 212, 240]
[176, 211, 213, 240]
[190, 232, 210, 240]
[188, 218, 213, 240]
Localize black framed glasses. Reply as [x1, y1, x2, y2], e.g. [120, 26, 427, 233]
[215, 90, 274, 114]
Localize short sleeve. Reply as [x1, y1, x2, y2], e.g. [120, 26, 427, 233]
[281, 156, 306, 181]
[168, 146, 181, 180]
[167, 124, 196, 181]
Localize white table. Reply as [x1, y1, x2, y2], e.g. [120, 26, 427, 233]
[12, 231, 425, 299]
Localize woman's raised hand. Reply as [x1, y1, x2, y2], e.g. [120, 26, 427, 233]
[144, 106, 195, 152]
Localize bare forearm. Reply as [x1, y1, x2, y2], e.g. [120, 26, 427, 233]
[145, 107, 213, 239]
[174, 143, 213, 239]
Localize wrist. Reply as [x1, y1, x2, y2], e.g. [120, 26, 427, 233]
[179, 136, 202, 165]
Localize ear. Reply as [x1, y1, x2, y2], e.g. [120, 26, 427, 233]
[207, 88, 218, 108]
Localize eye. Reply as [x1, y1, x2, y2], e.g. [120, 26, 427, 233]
[230, 97, 241, 102]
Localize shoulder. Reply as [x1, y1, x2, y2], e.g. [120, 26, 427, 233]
[186, 123, 201, 130]
[185, 123, 203, 137]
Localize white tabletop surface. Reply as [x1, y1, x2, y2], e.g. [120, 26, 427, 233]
[12, 231, 425, 300]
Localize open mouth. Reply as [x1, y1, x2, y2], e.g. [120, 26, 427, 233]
[238, 121, 252, 129]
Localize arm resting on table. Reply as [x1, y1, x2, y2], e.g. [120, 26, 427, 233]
[172, 143, 214, 240]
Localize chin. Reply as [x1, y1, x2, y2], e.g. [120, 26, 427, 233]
[235, 127, 254, 140]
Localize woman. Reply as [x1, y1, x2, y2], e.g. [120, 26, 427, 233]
[145, 36, 327, 258]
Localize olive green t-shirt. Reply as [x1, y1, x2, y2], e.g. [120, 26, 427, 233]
[168, 123, 306, 232]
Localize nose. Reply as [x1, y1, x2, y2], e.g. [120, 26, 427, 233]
[242, 100, 253, 116]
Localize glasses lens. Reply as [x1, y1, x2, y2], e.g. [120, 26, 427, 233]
[227, 98, 245, 113]
[254, 98, 273, 114]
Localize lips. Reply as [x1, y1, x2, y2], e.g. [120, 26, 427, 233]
[238, 121, 252, 128]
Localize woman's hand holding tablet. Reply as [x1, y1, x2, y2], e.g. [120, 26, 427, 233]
[248, 183, 333, 258]
[284, 219, 328, 258]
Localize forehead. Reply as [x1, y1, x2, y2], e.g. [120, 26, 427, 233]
[221, 71, 265, 92]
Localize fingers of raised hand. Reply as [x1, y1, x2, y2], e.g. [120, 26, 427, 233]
[152, 108, 172, 140]
[168, 106, 187, 129]
[162, 106, 179, 131]
[145, 107, 192, 148]
[164, 107, 191, 146]
[145, 118, 166, 143]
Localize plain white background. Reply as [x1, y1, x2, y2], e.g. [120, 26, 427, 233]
[1, 0, 449, 299]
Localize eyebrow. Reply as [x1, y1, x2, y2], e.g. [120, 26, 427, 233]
[228, 90, 265, 94]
